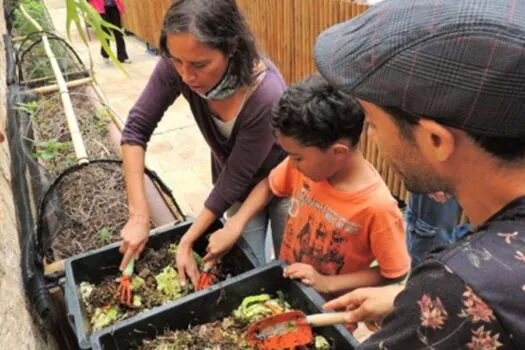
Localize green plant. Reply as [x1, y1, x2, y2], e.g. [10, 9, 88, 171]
[13, 0, 54, 36]
[32, 138, 69, 160]
[96, 106, 111, 130]
[16, 101, 39, 115]
[65, 0, 128, 76]
[98, 227, 112, 246]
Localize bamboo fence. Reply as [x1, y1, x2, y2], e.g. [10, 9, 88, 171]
[121, 0, 409, 203]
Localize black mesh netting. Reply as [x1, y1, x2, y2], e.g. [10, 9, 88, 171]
[16, 32, 89, 88]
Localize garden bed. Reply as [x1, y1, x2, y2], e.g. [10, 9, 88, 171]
[18, 87, 131, 262]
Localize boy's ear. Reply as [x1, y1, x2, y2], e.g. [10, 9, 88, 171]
[331, 143, 350, 156]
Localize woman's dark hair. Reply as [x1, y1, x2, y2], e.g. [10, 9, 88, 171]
[271, 75, 365, 150]
[382, 105, 525, 162]
[159, 0, 260, 87]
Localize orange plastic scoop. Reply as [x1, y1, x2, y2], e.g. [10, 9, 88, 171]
[245, 310, 347, 349]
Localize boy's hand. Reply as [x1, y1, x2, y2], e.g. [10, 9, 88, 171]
[203, 221, 243, 263]
[283, 263, 330, 294]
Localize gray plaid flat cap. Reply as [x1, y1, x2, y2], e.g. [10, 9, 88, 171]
[315, 0, 525, 137]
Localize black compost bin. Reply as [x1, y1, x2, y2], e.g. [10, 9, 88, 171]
[65, 219, 258, 349]
[91, 261, 359, 350]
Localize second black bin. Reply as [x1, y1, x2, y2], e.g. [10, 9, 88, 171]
[91, 261, 359, 349]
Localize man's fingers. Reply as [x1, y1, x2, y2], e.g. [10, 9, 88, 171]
[302, 278, 313, 285]
[345, 305, 371, 323]
[323, 291, 363, 311]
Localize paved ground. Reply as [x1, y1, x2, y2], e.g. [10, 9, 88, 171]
[44, 1, 372, 342]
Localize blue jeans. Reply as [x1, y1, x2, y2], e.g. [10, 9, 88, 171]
[406, 194, 471, 268]
[226, 196, 290, 266]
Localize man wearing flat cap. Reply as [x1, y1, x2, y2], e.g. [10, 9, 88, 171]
[318, 0, 525, 348]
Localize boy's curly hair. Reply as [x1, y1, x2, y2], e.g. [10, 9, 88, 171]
[271, 75, 364, 150]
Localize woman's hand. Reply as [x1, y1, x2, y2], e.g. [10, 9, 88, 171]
[323, 284, 404, 323]
[176, 238, 201, 288]
[119, 215, 150, 271]
[203, 219, 243, 264]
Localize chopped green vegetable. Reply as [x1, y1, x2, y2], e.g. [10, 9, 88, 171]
[79, 281, 94, 302]
[131, 276, 145, 291]
[155, 266, 184, 300]
[315, 335, 330, 350]
[233, 293, 288, 323]
[91, 305, 119, 330]
[132, 295, 142, 307]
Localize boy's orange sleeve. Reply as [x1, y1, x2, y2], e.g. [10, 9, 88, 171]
[369, 204, 411, 279]
[268, 157, 297, 197]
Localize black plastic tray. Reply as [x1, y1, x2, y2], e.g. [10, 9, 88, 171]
[64, 219, 258, 349]
[91, 261, 359, 349]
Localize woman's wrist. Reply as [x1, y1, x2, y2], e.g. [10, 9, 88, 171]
[128, 212, 150, 224]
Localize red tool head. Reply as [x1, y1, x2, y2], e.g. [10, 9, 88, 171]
[245, 310, 313, 350]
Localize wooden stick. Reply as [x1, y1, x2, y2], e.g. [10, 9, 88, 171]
[30, 77, 92, 94]
[20, 5, 88, 164]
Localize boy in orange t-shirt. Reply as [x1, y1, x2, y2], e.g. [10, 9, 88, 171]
[204, 75, 410, 296]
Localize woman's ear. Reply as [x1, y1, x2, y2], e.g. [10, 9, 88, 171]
[417, 119, 455, 162]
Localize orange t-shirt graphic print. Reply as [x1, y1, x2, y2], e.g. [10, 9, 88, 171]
[269, 158, 410, 279]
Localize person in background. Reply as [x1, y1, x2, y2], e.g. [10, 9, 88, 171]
[118, 0, 290, 288]
[88, 0, 130, 63]
[406, 192, 471, 267]
[316, 0, 525, 347]
[204, 75, 410, 300]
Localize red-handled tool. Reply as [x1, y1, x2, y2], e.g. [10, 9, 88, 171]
[116, 257, 134, 305]
[245, 310, 348, 349]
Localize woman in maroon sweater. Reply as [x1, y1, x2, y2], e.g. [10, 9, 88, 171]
[119, 0, 289, 287]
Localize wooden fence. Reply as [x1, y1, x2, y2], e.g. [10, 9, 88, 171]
[120, 0, 409, 203]
[121, 0, 170, 49]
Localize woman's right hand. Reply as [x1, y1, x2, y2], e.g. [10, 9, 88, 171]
[176, 238, 200, 288]
[119, 215, 150, 271]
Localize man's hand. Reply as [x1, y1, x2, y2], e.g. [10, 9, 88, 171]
[283, 263, 330, 294]
[203, 220, 243, 263]
[428, 191, 450, 203]
[119, 215, 150, 271]
[323, 284, 404, 323]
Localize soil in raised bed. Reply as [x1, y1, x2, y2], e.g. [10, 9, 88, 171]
[26, 87, 141, 260]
